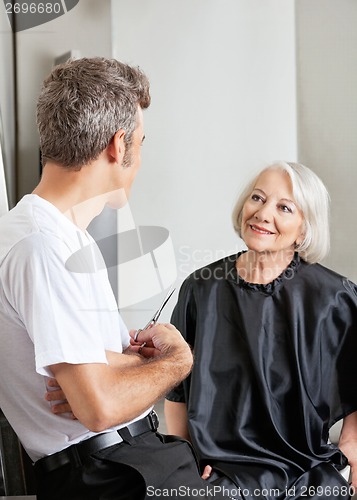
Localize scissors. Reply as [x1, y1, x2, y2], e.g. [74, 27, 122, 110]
[133, 287, 176, 342]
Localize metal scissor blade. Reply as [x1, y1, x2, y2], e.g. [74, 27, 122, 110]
[152, 287, 176, 323]
[141, 287, 176, 331]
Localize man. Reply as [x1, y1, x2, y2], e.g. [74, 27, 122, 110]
[0, 58, 226, 499]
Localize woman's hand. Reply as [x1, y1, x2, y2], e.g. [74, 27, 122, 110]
[339, 438, 357, 489]
[201, 465, 213, 480]
[339, 412, 357, 489]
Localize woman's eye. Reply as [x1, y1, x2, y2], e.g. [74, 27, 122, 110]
[280, 204, 293, 213]
[251, 194, 262, 202]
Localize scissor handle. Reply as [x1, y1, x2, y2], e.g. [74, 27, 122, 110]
[141, 318, 156, 331]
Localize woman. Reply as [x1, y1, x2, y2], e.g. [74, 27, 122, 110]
[165, 161, 357, 500]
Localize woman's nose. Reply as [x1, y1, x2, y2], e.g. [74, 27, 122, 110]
[254, 203, 272, 223]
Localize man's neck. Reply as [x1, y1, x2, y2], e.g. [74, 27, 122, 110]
[32, 161, 108, 231]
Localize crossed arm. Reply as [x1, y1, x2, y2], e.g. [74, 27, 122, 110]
[47, 324, 193, 432]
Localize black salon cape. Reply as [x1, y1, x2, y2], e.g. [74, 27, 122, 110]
[166, 253, 357, 499]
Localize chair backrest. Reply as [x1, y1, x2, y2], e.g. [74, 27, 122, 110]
[0, 409, 37, 496]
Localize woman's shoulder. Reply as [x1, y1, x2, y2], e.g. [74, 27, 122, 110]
[299, 259, 357, 297]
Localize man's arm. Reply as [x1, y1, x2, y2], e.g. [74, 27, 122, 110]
[45, 348, 144, 418]
[50, 323, 193, 432]
[339, 411, 357, 489]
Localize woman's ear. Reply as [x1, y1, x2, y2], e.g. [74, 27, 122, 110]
[295, 231, 305, 248]
[107, 129, 126, 164]
[295, 219, 307, 247]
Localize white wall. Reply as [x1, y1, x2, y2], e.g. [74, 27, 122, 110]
[0, 6, 16, 208]
[296, 0, 357, 281]
[15, 0, 112, 198]
[112, 0, 298, 324]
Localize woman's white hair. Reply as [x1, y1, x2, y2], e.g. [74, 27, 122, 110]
[231, 161, 330, 264]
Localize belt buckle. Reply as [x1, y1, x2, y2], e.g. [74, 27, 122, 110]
[148, 410, 159, 431]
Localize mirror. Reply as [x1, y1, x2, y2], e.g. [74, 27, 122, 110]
[0, 110, 9, 217]
[6, 0, 357, 324]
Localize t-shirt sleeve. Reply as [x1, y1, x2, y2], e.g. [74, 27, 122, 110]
[6, 233, 119, 377]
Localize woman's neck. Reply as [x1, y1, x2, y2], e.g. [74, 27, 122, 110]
[236, 249, 295, 284]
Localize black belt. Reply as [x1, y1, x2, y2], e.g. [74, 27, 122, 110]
[36, 410, 159, 474]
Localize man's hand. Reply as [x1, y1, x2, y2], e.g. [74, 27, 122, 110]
[45, 378, 76, 418]
[130, 323, 192, 363]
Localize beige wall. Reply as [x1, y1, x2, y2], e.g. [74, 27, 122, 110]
[296, 0, 357, 281]
[112, 0, 298, 324]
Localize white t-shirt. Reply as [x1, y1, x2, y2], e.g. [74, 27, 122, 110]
[0, 195, 148, 461]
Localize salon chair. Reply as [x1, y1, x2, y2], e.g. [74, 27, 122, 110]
[0, 409, 37, 498]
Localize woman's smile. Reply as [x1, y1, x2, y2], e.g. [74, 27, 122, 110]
[249, 224, 274, 235]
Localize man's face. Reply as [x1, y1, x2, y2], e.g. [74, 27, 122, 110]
[107, 107, 145, 209]
[121, 106, 145, 196]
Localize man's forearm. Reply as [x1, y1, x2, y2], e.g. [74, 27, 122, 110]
[50, 324, 193, 432]
[106, 348, 143, 366]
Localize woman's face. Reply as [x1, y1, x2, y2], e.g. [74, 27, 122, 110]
[240, 168, 305, 255]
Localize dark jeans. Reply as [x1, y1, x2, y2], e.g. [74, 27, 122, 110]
[35, 431, 229, 500]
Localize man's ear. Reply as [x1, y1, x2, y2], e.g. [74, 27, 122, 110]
[108, 129, 126, 164]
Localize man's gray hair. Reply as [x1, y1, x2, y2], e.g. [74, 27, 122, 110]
[37, 57, 151, 169]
